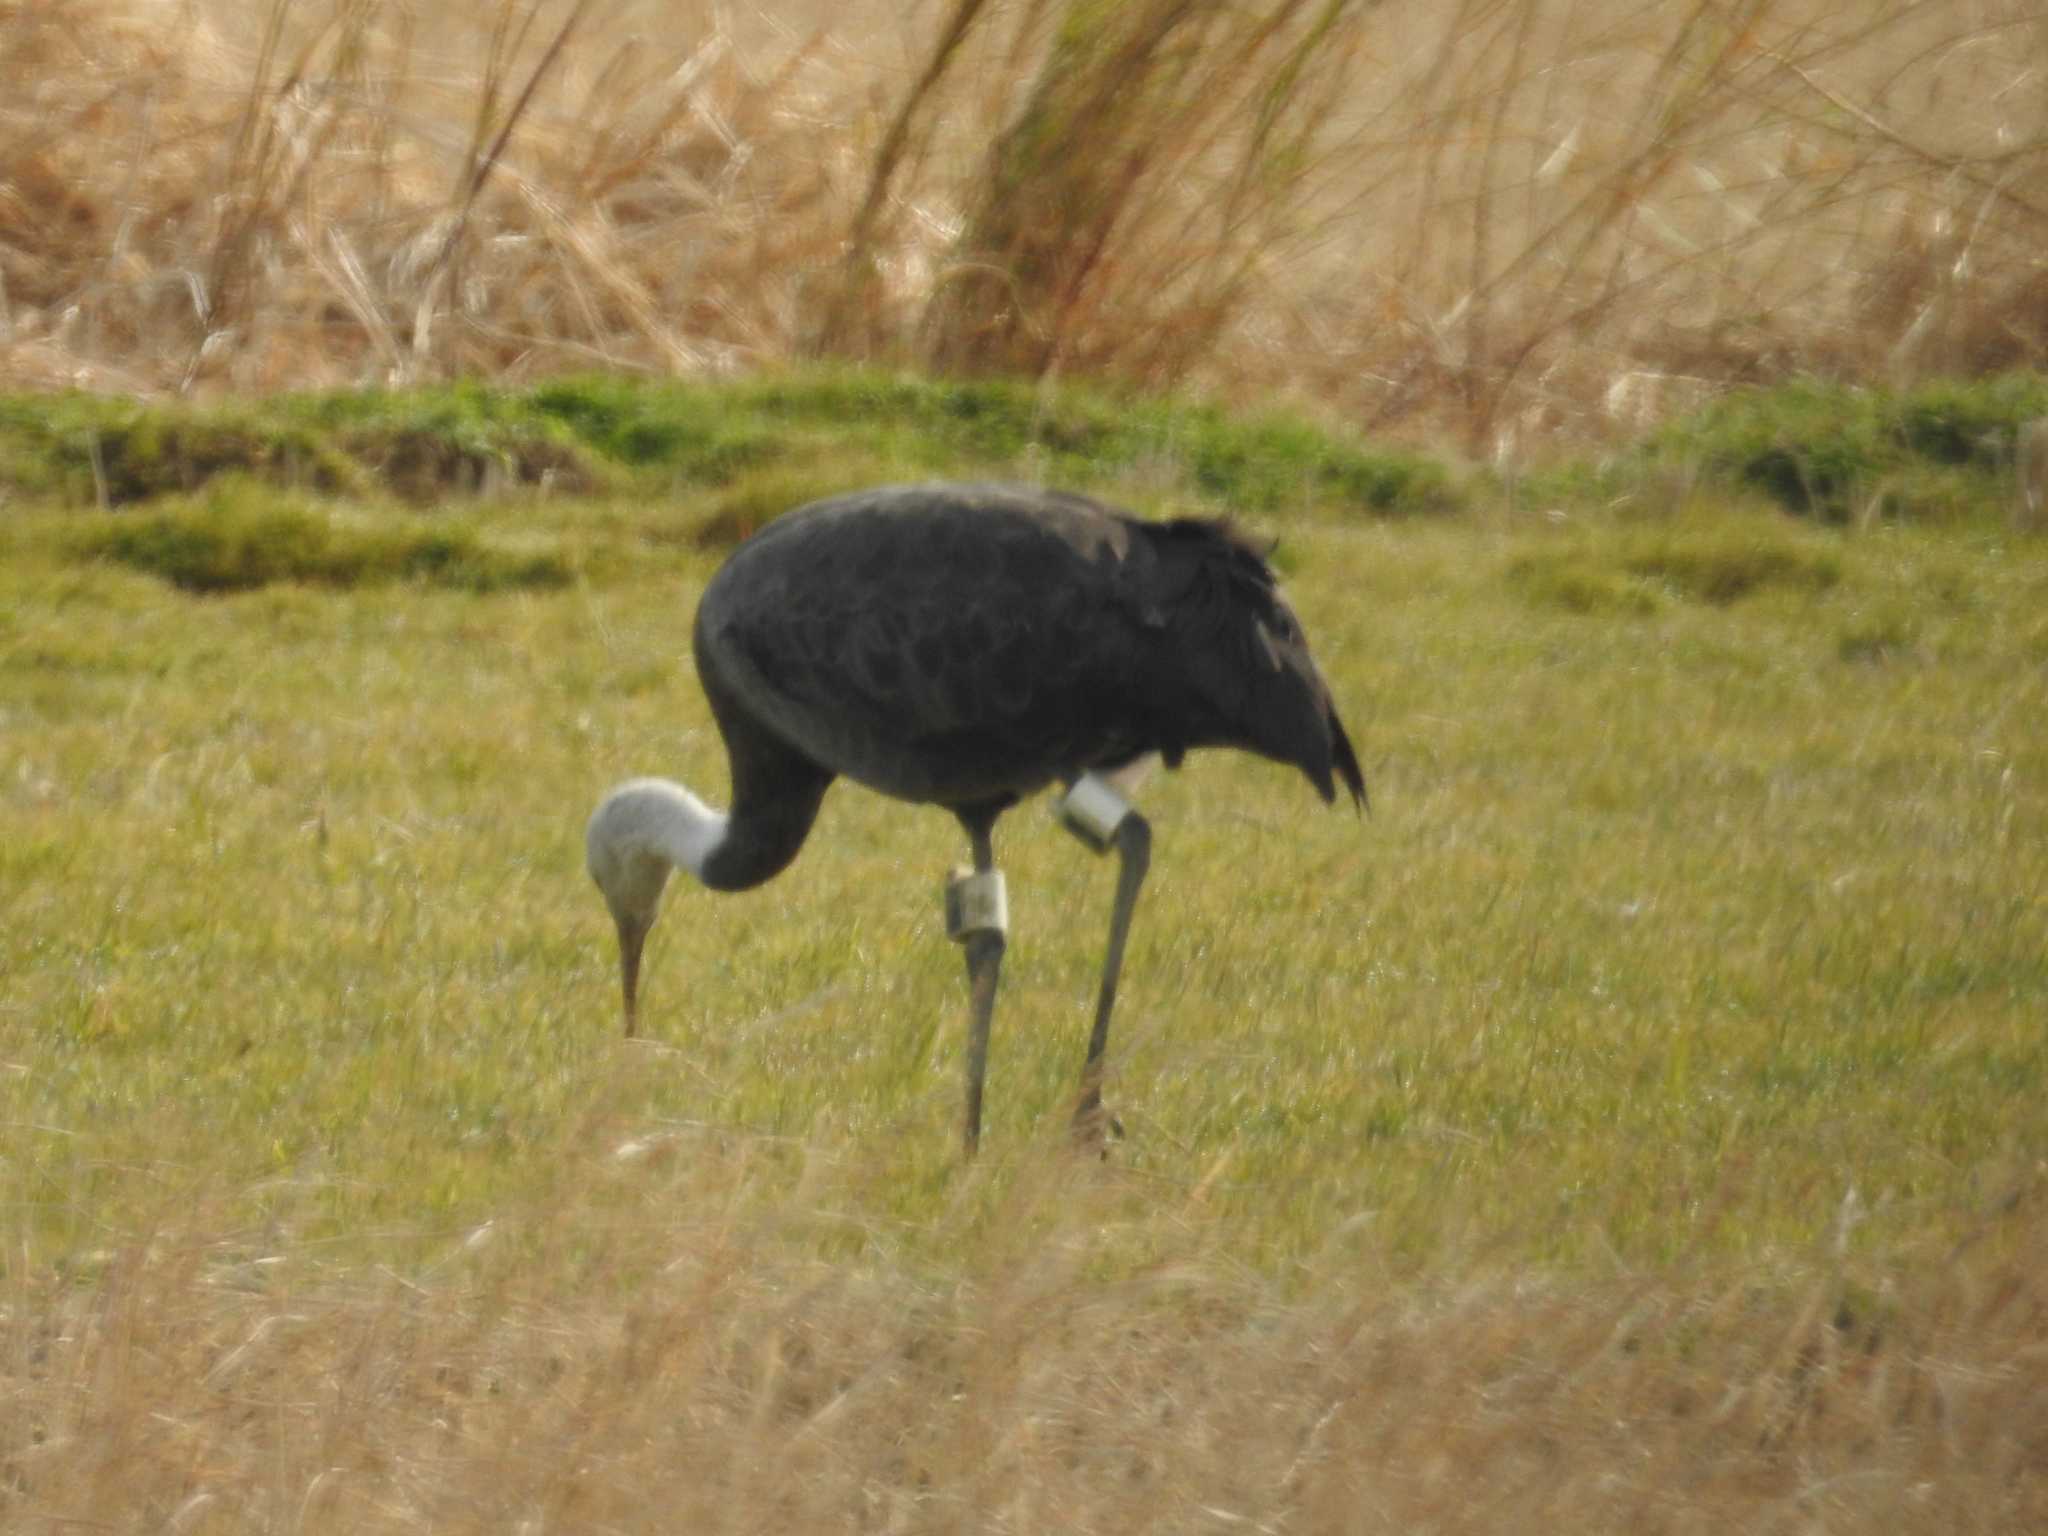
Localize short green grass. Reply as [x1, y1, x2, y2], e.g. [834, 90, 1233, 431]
[3, 378, 2046, 1288]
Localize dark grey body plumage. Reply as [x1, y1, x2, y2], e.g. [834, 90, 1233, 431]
[690, 482, 1363, 893]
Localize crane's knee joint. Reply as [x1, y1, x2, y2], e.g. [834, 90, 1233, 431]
[1058, 772, 1138, 855]
[945, 866, 1008, 941]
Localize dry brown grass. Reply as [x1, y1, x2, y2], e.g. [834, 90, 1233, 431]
[8, 1141, 2047, 1533]
[6, 0, 2048, 446]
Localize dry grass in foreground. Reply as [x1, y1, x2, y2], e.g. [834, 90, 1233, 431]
[7, 1143, 2046, 1534]
[7, 0, 2048, 446]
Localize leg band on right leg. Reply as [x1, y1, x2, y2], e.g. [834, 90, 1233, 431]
[945, 867, 1008, 941]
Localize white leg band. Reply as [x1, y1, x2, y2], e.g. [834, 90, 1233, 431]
[945, 867, 1008, 940]
[1058, 772, 1134, 854]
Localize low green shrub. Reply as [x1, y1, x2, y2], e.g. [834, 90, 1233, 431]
[1646, 380, 1888, 521]
[1642, 373, 2048, 522]
[1895, 375, 2048, 467]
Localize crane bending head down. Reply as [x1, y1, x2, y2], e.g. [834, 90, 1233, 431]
[586, 482, 1363, 1150]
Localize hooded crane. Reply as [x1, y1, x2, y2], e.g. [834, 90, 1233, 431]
[586, 482, 1364, 1153]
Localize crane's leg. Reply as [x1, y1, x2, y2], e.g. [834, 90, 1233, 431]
[1059, 775, 1152, 1145]
[1076, 812, 1150, 1142]
[946, 813, 1007, 1157]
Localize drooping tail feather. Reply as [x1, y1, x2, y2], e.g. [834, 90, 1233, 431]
[1329, 702, 1367, 813]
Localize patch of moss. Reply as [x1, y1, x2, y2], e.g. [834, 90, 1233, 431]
[1837, 610, 1922, 664]
[687, 466, 902, 549]
[78, 480, 573, 594]
[1506, 553, 1663, 616]
[1622, 535, 1840, 605]
[339, 424, 598, 503]
[281, 383, 605, 501]
[0, 395, 363, 505]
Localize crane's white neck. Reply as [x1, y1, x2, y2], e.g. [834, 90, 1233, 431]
[587, 777, 732, 1038]
[587, 777, 731, 891]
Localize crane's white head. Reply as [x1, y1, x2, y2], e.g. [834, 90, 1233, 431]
[585, 778, 730, 1035]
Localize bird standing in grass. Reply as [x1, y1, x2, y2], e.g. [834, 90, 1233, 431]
[586, 482, 1363, 1153]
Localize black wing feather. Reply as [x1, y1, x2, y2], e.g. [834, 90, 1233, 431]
[695, 484, 1363, 811]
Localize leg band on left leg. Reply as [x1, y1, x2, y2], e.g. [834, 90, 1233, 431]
[1058, 773, 1133, 855]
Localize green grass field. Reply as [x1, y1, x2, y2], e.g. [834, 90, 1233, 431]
[4, 374, 2046, 1529]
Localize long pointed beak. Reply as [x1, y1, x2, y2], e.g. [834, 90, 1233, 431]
[617, 915, 647, 1037]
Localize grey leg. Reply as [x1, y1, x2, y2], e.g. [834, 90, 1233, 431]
[960, 928, 1004, 1155]
[947, 817, 1006, 1156]
[1074, 810, 1151, 1142]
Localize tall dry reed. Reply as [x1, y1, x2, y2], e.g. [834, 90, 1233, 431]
[4, 0, 2048, 444]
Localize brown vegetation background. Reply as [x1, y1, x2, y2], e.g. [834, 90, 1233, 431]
[6, 0, 2048, 449]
